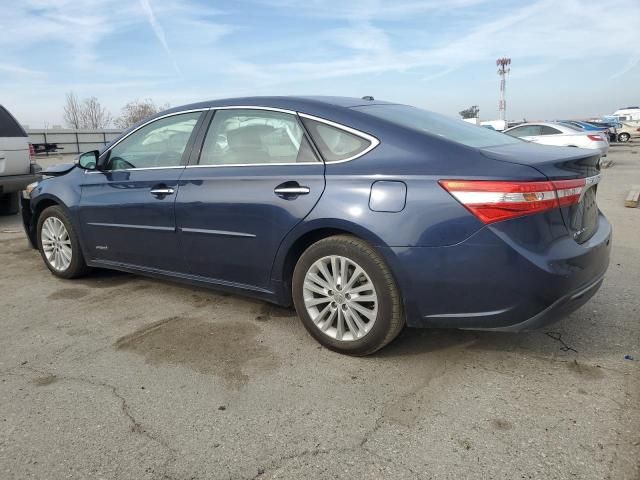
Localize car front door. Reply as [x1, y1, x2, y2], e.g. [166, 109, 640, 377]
[78, 110, 206, 272]
[175, 108, 325, 292]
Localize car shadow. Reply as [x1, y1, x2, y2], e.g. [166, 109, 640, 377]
[375, 325, 579, 360]
[76, 269, 583, 360]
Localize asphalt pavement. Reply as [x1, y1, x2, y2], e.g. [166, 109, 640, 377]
[1, 145, 638, 479]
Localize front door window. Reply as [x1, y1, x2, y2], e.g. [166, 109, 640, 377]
[106, 112, 202, 170]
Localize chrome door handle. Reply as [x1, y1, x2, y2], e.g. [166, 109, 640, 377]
[274, 186, 310, 195]
[150, 187, 175, 196]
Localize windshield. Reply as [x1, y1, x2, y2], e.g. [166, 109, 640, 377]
[353, 104, 520, 148]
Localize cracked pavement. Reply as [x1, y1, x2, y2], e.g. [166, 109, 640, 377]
[1, 146, 639, 479]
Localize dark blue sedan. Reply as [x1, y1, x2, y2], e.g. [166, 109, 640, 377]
[22, 96, 611, 355]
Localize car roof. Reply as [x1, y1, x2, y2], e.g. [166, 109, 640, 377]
[162, 96, 395, 115]
[507, 121, 566, 128]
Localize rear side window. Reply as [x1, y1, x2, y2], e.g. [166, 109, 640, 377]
[541, 126, 562, 135]
[0, 106, 27, 137]
[301, 117, 372, 162]
[506, 125, 542, 137]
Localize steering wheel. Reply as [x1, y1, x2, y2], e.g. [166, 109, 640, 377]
[108, 156, 136, 170]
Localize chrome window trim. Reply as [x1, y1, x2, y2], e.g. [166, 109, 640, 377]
[212, 105, 297, 115]
[90, 105, 380, 171]
[101, 108, 209, 156]
[186, 162, 320, 169]
[298, 112, 380, 164]
[84, 165, 186, 174]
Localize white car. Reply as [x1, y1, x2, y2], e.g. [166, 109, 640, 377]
[503, 122, 609, 157]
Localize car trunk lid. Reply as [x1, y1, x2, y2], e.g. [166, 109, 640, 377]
[480, 142, 601, 243]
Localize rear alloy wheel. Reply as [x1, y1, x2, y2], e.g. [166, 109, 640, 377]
[618, 132, 630, 143]
[292, 235, 404, 355]
[37, 205, 89, 278]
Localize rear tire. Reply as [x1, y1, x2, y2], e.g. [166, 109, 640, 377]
[292, 235, 404, 355]
[0, 192, 19, 216]
[618, 132, 631, 143]
[37, 205, 89, 279]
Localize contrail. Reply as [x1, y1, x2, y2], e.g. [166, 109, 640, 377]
[139, 0, 181, 74]
[610, 52, 640, 79]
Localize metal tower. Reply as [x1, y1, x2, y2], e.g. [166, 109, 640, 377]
[496, 57, 511, 122]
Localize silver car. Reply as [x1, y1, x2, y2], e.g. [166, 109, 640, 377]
[0, 105, 40, 215]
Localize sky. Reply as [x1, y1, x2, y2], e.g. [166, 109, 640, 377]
[1, 0, 639, 128]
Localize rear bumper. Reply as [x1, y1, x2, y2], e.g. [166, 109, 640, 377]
[469, 274, 604, 332]
[20, 194, 37, 249]
[384, 212, 612, 331]
[0, 173, 39, 194]
[0, 164, 41, 194]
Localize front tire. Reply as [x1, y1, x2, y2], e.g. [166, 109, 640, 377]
[37, 205, 89, 278]
[618, 132, 631, 143]
[292, 235, 404, 355]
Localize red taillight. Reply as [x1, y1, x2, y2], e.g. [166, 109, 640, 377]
[587, 134, 603, 141]
[28, 143, 36, 163]
[439, 178, 586, 224]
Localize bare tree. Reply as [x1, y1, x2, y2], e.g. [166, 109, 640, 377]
[63, 92, 112, 129]
[115, 99, 169, 129]
[459, 105, 480, 119]
[80, 97, 112, 128]
[63, 92, 83, 129]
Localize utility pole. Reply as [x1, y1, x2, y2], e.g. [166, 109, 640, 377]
[496, 57, 511, 122]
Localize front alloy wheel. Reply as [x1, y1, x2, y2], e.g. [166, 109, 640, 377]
[41, 216, 73, 271]
[293, 235, 404, 355]
[37, 205, 89, 278]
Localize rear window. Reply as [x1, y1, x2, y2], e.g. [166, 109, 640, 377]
[353, 104, 520, 148]
[301, 117, 372, 162]
[0, 106, 27, 137]
[541, 125, 562, 135]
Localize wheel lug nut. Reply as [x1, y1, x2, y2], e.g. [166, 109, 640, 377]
[341, 304, 347, 310]
[331, 302, 337, 308]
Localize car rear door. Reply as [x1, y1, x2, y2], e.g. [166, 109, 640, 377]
[175, 107, 325, 291]
[78, 110, 206, 272]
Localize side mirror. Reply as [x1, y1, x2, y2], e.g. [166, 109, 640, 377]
[77, 150, 99, 170]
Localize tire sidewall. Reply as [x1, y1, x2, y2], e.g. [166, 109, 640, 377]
[292, 237, 400, 355]
[37, 206, 85, 278]
[619, 133, 630, 142]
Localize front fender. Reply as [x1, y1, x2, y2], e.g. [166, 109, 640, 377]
[27, 170, 86, 253]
